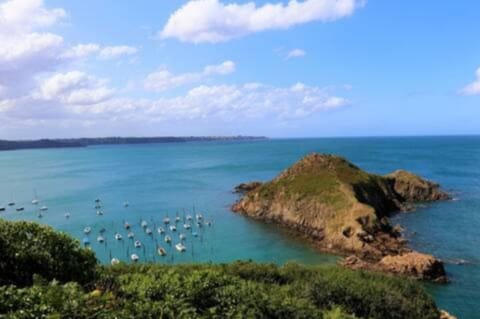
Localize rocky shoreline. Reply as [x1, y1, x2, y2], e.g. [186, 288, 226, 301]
[232, 153, 450, 282]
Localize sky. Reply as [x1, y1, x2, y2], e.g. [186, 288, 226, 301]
[0, 0, 479, 139]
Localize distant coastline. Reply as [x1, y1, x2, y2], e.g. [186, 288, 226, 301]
[0, 136, 267, 151]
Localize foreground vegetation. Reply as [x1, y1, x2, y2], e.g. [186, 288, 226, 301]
[0, 220, 441, 319]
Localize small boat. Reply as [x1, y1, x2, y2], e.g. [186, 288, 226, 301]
[175, 243, 186, 252]
[157, 227, 165, 235]
[179, 233, 186, 240]
[111, 258, 120, 265]
[0, 207, 5, 212]
[124, 222, 131, 230]
[16, 207, 24, 212]
[186, 215, 193, 221]
[8, 202, 14, 206]
[163, 217, 170, 225]
[169, 225, 177, 232]
[40, 206, 48, 211]
[84, 227, 91, 234]
[124, 202, 129, 207]
[175, 216, 181, 223]
[97, 235, 105, 243]
[127, 232, 134, 239]
[94, 204, 101, 209]
[99, 227, 106, 234]
[131, 254, 139, 262]
[38, 212, 43, 218]
[96, 210, 103, 216]
[64, 212, 71, 219]
[206, 221, 212, 227]
[141, 220, 148, 228]
[145, 228, 152, 235]
[83, 237, 90, 246]
[31, 199, 38, 205]
[184, 224, 191, 230]
[158, 247, 167, 256]
[196, 221, 202, 228]
[114, 233, 123, 241]
[196, 214, 203, 221]
[95, 198, 101, 203]
[164, 235, 172, 244]
[192, 232, 198, 237]
[134, 240, 142, 248]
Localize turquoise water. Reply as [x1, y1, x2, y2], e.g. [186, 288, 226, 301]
[0, 137, 478, 318]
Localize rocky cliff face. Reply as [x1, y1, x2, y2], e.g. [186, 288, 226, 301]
[232, 153, 449, 281]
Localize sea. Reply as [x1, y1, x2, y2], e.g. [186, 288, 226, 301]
[0, 136, 478, 318]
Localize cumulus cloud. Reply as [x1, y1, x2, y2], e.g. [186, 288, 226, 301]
[460, 67, 480, 96]
[160, 0, 364, 43]
[286, 48, 306, 59]
[0, 0, 136, 107]
[35, 71, 115, 105]
[0, 0, 66, 33]
[144, 60, 236, 92]
[71, 82, 348, 122]
[99, 46, 138, 59]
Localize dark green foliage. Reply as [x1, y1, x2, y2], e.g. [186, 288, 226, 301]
[0, 221, 440, 319]
[0, 220, 97, 286]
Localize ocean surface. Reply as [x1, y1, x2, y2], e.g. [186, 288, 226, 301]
[0, 136, 478, 318]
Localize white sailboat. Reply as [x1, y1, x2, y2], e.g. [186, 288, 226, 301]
[175, 243, 186, 252]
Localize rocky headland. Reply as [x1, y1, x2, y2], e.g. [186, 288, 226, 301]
[232, 153, 450, 282]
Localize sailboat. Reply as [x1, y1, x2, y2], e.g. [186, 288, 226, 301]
[158, 247, 167, 256]
[114, 233, 123, 241]
[40, 206, 48, 211]
[169, 225, 177, 232]
[175, 243, 186, 252]
[145, 228, 152, 235]
[157, 227, 165, 235]
[0, 207, 5, 212]
[127, 231, 135, 239]
[64, 212, 71, 219]
[134, 240, 142, 248]
[84, 227, 92, 234]
[97, 235, 105, 243]
[164, 235, 172, 244]
[131, 254, 139, 262]
[16, 207, 24, 212]
[141, 220, 148, 228]
[111, 258, 120, 265]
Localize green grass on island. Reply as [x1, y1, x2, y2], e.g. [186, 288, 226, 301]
[0, 220, 441, 319]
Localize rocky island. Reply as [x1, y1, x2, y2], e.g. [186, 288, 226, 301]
[232, 153, 450, 282]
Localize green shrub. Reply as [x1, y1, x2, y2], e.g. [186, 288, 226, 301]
[0, 220, 441, 319]
[0, 220, 97, 286]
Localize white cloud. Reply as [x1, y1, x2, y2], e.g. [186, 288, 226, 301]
[160, 0, 364, 43]
[71, 82, 348, 122]
[286, 48, 306, 59]
[61, 43, 100, 59]
[0, 0, 66, 34]
[461, 67, 480, 96]
[99, 45, 138, 59]
[144, 60, 236, 92]
[35, 71, 115, 105]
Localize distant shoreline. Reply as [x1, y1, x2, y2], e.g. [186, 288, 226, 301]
[0, 136, 268, 152]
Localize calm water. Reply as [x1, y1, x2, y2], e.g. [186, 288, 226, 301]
[0, 137, 478, 317]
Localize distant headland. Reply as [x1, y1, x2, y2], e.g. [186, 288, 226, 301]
[0, 136, 267, 151]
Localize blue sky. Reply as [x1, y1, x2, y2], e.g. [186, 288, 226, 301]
[0, 0, 479, 139]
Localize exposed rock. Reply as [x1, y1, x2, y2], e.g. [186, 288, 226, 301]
[387, 170, 450, 203]
[439, 310, 457, 319]
[378, 252, 447, 282]
[232, 153, 449, 281]
[234, 181, 263, 193]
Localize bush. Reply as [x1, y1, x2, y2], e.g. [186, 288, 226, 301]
[0, 220, 97, 286]
[0, 220, 441, 319]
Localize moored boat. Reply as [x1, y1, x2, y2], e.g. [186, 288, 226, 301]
[131, 254, 139, 262]
[175, 243, 186, 252]
[158, 247, 167, 256]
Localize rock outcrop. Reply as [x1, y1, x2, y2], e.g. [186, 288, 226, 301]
[232, 153, 450, 281]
